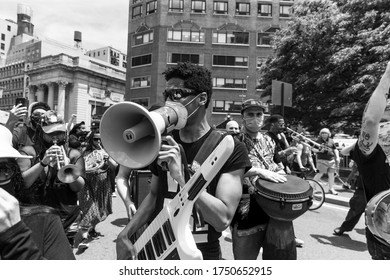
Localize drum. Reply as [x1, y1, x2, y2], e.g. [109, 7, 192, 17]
[253, 175, 313, 222]
[365, 189, 390, 246]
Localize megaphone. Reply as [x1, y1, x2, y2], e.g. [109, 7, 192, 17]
[100, 101, 188, 169]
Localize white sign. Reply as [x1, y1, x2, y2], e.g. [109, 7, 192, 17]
[110, 92, 124, 102]
[89, 87, 105, 99]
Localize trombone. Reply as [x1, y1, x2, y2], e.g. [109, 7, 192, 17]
[286, 127, 333, 152]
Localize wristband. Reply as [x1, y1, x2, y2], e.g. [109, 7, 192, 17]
[40, 161, 48, 167]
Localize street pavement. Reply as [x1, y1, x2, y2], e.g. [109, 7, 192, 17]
[73, 173, 355, 260]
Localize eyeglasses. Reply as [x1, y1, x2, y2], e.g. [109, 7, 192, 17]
[162, 88, 197, 101]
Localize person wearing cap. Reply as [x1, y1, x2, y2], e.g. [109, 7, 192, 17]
[312, 127, 340, 195]
[16, 110, 86, 246]
[116, 62, 251, 260]
[11, 102, 51, 150]
[0, 125, 75, 259]
[230, 98, 301, 260]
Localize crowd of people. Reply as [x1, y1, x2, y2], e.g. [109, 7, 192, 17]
[1, 61, 390, 260]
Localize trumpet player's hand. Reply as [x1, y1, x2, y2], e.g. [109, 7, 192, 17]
[42, 145, 63, 167]
[158, 136, 185, 185]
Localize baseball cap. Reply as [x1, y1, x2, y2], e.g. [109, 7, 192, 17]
[40, 110, 66, 134]
[241, 99, 267, 114]
[0, 125, 32, 159]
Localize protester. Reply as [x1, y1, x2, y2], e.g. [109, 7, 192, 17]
[225, 120, 240, 135]
[16, 110, 86, 245]
[115, 62, 251, 260]
[231, 99, 302, 259]
[0, 124, 74, 259]
[350, 62, 390, 259]
[11, 102, 51, 149]
[74, 132, 113, 250]
[312, 128, 340, 195]
[265, 114, 298, 174]
[68, 121, 88, 150]
[333, 145, 365, 236]
[290, 134, 317, 177]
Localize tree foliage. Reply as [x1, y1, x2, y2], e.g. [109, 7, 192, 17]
[259, 0, 390, 133]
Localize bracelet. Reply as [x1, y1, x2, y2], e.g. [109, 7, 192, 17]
[40, 161, 48, 167]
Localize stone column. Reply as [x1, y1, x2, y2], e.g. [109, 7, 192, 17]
[36, 84, 45, 102]
[47, 82, 55, 109]
[57, 81, 67, 119]
[28, 85, 36, 104]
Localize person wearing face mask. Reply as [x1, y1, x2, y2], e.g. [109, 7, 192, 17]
[11, 102, 51, 150]
[230, 99, 301, 260]
[116, 62, 251, 260]
[350, 62, 390, 259]
[0, 124, 75, 259]
[15, 110, 86, 246]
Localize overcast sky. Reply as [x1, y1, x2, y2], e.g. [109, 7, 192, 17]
[1, 0, 129, 52]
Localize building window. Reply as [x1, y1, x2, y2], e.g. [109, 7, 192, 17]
[146, 1, 157, 15]
[133, 0, 142, 4]
[131, 76, 151, 88]
[213, 78, 246, 89]
[212, 31, 249, 44]
[122, 62, 127, 68]
[133, 30, 154, 46]
[7, 25, 11, 31]
[169, 0, 183, 12]
[213, 1, 228, 15]
[258, 3, 272, 17]
[131, 54, 152, 67]
[167, 53, 202, 64]
[1, 43, 5, 51]
[191, 0, 206, 13]
[236, 2, 250, 16]
[130, 98, 149, 108]
[167, 29, 205, 43]
[213, 100, 242, 114]
[212, 55, 248, 67]
[132, 5, 142, 19]
[257, 32, 272, 46]
[280, 5, 292, 18]
[1, 34, 5, 41]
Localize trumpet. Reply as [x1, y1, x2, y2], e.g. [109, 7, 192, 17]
[286, 127, 333, 151]
[52, 141, 82, 183]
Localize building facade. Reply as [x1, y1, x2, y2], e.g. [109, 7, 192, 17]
[86, 46, 127, 70]
[126, 0, 294, 125]
[0, 4, 126, 129]
[0, 18, 17, 67]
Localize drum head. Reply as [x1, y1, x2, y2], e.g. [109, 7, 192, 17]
[365, 189, 390, 245]
[255, 175, 312, 202]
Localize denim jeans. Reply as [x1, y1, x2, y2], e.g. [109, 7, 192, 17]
[231, 223, 267, 260]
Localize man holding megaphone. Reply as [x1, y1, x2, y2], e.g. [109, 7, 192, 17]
[115, 62, 251, 260]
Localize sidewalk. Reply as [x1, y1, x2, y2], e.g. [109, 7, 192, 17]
[309, 175, 354, 208]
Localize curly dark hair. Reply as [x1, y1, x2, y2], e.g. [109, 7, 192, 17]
[163, 62, 212, 108]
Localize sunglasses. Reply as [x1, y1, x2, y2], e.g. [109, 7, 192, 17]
[162, 88, 197, 101]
